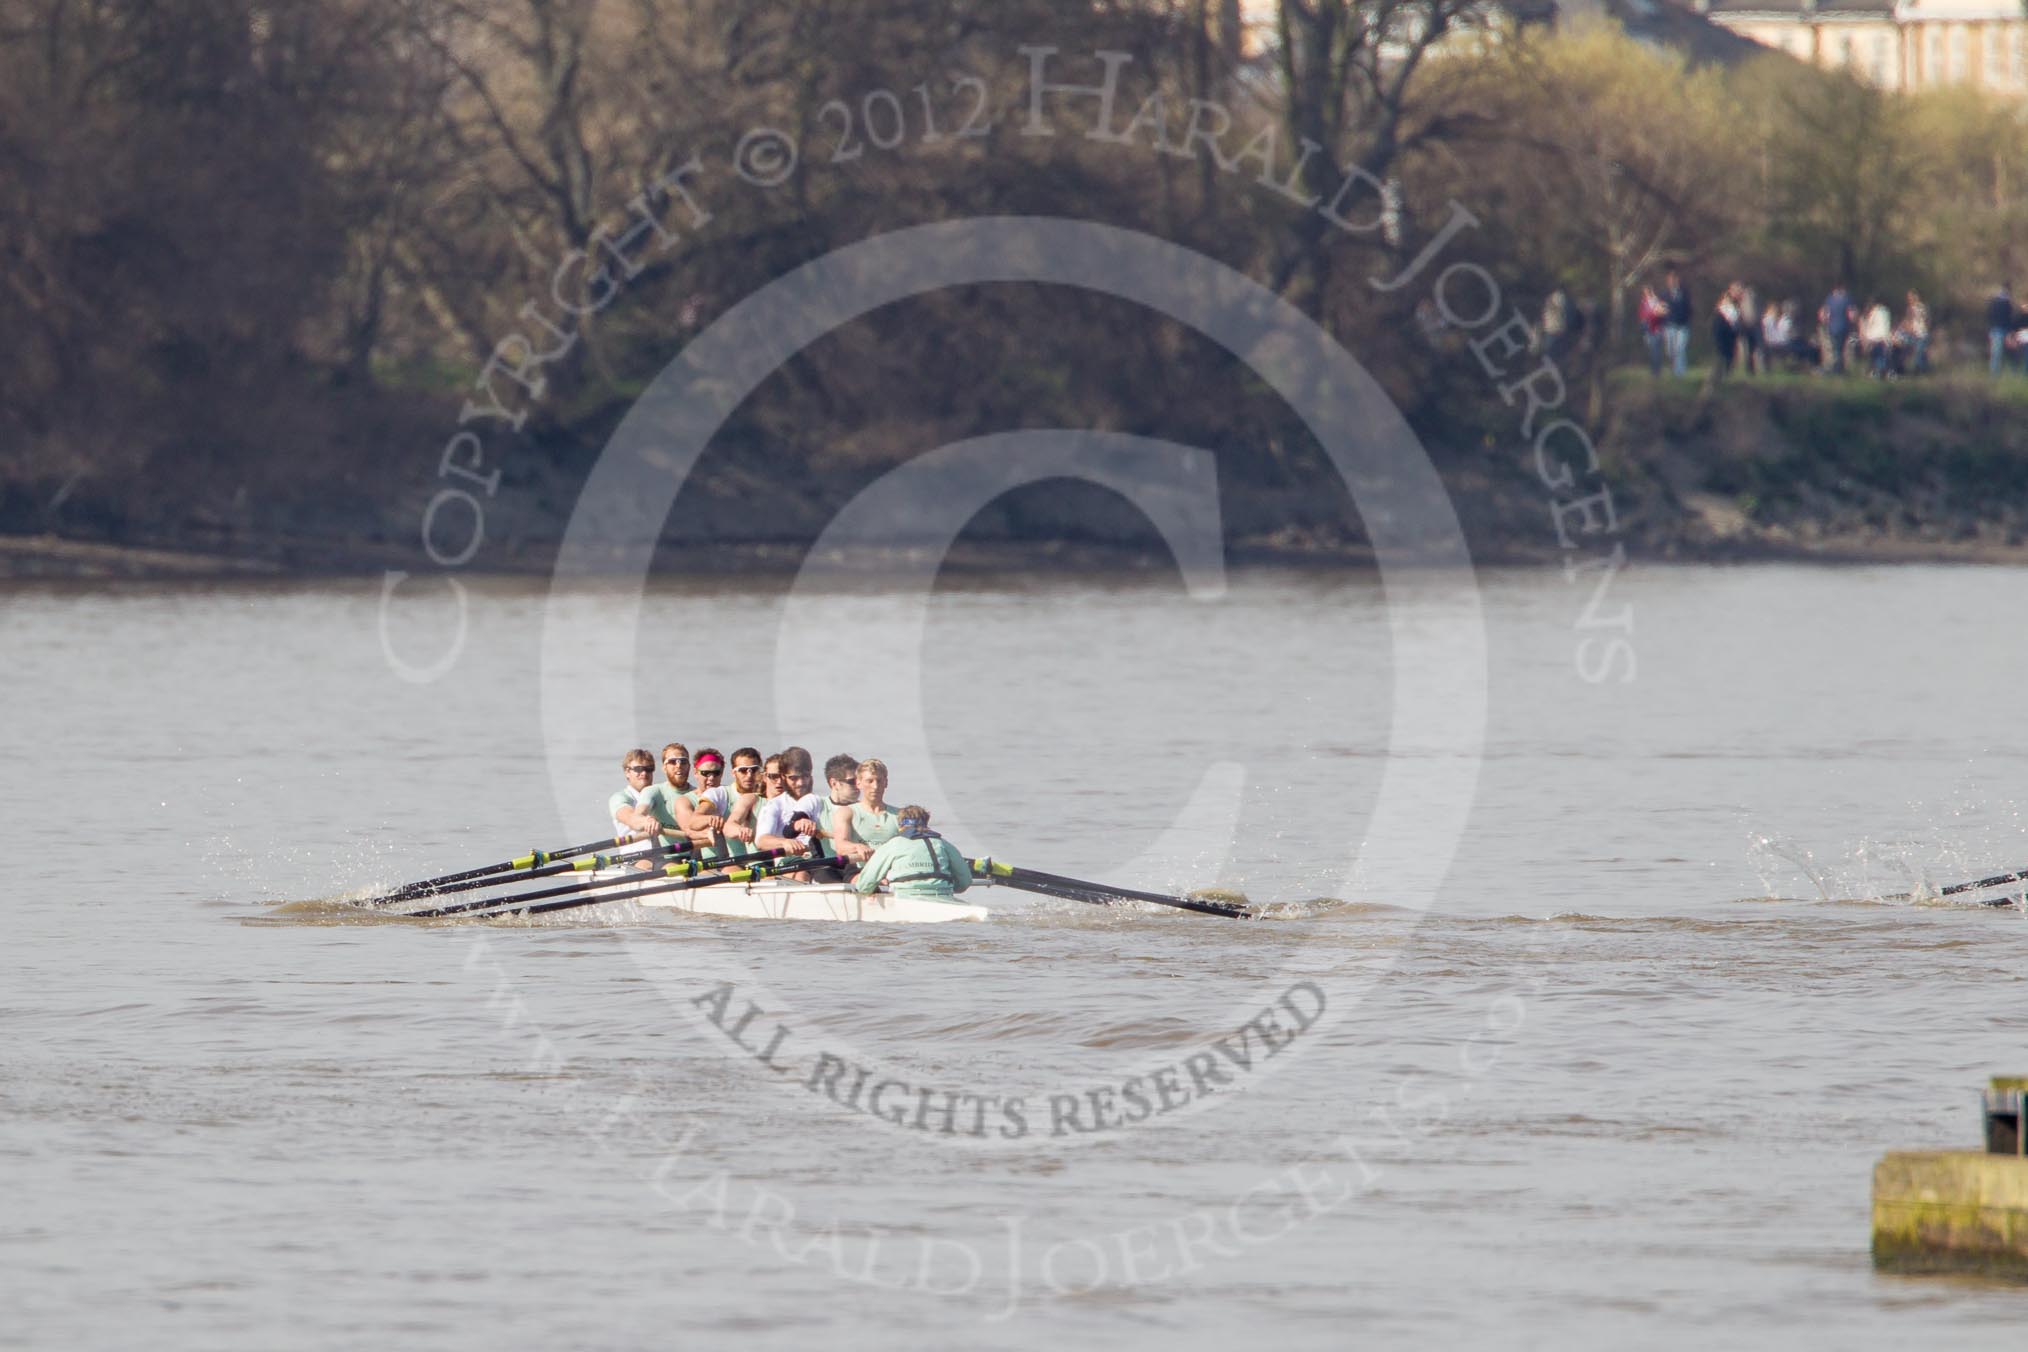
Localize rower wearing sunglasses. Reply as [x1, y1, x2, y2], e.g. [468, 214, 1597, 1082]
[828, 757, 899, 867]
[639, 742, 719, 852]
[686, 745, 765, 861]
[693, 749, 725, 791]
[609, 749, 661, 839]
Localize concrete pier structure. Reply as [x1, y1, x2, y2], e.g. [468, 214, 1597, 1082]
[1873, 1078, 2028, 1277]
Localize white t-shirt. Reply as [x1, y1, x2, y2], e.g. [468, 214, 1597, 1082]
[756, 791, 827, 842]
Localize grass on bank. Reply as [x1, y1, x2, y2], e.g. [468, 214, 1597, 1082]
[1607, 364, 2028, 409]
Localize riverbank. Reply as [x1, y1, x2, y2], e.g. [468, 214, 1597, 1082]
[11, 373, 2028, 579]
[1591, 369, 2028, 562]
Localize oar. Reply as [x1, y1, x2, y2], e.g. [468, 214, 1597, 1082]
[377, 839, 695, 904]
[399, 846, 808, 919]
[1877, 867, 2027, 908]
[360, 831, 667, 906]
[970, 859, 1251, 919]
[455, 852, 849, 921]
[1936, 867, 2028, 900]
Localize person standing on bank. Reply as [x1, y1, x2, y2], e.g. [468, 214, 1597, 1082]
[1638, 284, 1667, 376]
[1710, 287, 1739, 382]
[1662, 270, 1693, 377]
[1737, 286, 1762, 376]
[1989, 283, 2016, 375]
[1820, 283, 1856, 375]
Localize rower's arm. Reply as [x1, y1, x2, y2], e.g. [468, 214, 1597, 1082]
[614, 803, 660, 834]
[830, 803, 872, 863]
[758, 801, 820, 853]
[672, 793, 723, 847]
[852, 840, 895, 893]
[946, 844, 974, 893]
[610, 790, 659, 836]
[722, 790, 759, 842]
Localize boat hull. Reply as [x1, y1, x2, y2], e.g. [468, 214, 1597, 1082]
[591, 872, 989, 924]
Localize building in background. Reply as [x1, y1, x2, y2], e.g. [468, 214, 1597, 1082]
[1696, 0, 2028, 90]
[1235, 0, 1768, 66]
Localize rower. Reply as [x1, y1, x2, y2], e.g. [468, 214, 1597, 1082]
[610, 749, 660, 838]
[690, 745, 764, 859]
[756, 746, 827, 855]
[694, 748, 726, 795]
[640, 742, 716, 853]
[852, 805, 972, 898]
[830, 756, 899, 866]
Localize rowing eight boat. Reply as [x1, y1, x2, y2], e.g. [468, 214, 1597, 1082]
[552, 867, 990, 924]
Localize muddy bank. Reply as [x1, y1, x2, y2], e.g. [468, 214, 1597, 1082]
[11, 376, 2028, 579]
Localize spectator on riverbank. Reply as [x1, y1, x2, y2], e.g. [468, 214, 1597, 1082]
[1988, 284, 2015, 374]
[1764, 300, 1816, 371]
[1638, 284, 1667, 376]
[1663, 271, 1692, 377]
[1711, 288, 1740, 381]
[1539, 287, 1570, 361]
[1863, 300, 1895, 377]
[1781, 301, 1819, 368]
[1738, 286, 1763, 375]
[1762, 300, 1790, 368]
[1895, 290, 1930, 375]
[1820, 284, 1857, 374]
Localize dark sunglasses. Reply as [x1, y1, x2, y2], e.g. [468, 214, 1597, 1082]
[625, 764, 653, 774]
[733, 764, 763, 774]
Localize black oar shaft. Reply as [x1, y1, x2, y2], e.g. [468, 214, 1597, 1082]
[467, 853, 847, 920]
[366, 831, 651, 905]
[390, 840, 692, 902]
[973, 860, 1249, 919]
[401, 858, 717, 919]
[1942, 867, 2028, 898]
[400, 846, 802, 919]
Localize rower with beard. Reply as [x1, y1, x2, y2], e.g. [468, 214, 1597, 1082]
[756, 746, 827, 856]
[852, 805, 972, 899]
[639, 742, 717, 854]
[687, 744, 764, 860]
